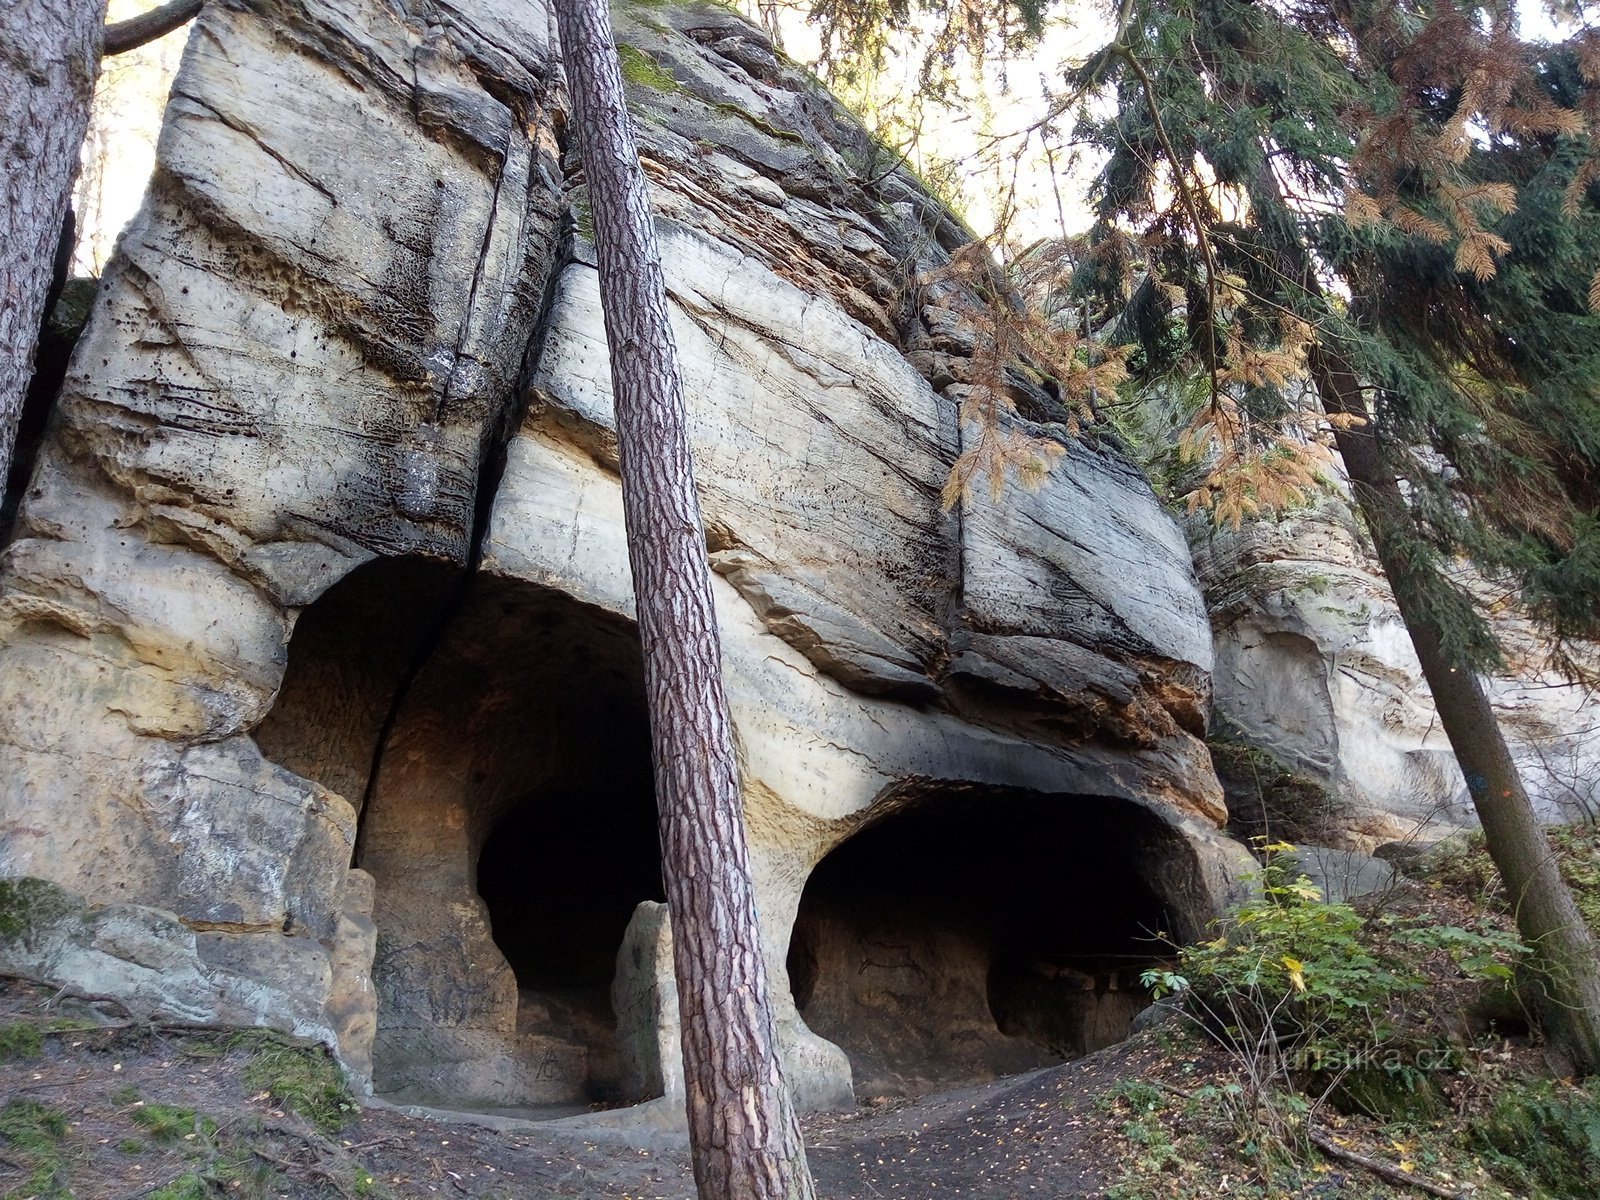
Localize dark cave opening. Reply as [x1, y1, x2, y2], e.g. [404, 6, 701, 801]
[258, 558, 668, 1109]
[337, 574, 665, 1109]
[254, 554, 459, 808]
[474, 773, 664, 1102]
[787, 787, 1206, 1099]
[476, 786, 664, 995]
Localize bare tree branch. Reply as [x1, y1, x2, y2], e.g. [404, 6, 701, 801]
[102, 0, 200, 57]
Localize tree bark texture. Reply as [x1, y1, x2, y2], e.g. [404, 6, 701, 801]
[0, 0, 107, 499]
[550, 0, 818, 1195]
[1311, 347, 1600, 1076]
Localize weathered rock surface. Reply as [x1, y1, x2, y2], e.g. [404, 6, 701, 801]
[0, 878, 337, 1042]
[612, 901, 684, 1106]
[2, 0, 1248, 1114]
[1196, 498, 1600, 847]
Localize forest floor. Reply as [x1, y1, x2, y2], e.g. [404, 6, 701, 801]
[0, 971, 1558, 1200]
[4, 831, 1598, 1199]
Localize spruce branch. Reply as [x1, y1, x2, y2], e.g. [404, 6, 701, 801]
[1111, 42, 1225, 423]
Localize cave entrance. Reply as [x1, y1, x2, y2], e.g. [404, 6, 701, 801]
[254, 554, 458, 808]
[475, 775, 664, 1104]
[787, 786, 1207, 1099]
[356, 574, 661, 1111]
[261, 560, 663, 1113]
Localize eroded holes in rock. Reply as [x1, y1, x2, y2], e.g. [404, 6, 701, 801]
[353, 576, 662, 1114]
[787, 787, 1208, 1100]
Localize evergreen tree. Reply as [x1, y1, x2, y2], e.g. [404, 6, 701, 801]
[791, 0, 1600, 1074]
[1065, 0, 1600, 1074]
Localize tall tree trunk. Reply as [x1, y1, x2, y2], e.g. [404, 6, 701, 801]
[550, 0, 818, 1195]
[1311, 347, 1600, 1076]
[0, 0, 107, 497]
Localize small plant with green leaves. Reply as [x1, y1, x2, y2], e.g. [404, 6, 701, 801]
[1177, 842, 1522, 1066]
[1100, 1078, 1182, 1192]
[1141, 841, 1526, 1171]
[1430, 824, 1600, 939]
[1470, 1076, 1600, 1199]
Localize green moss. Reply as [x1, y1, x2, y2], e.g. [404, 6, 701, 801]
[0, 1021, 44, 1062]
[0, 877, 79, 941]
[1, 1100, 72, 1199]
[46, 1016, 97, 1033]
[239, 1036, 356, 1135]
[146, 1173, 210, 1200]
[0, 1101, 68, 1152]
[47, 277, 98, 338]
[571, 187, 596, 243]
[129, 1103, 215, 1144]
[1327, 1065, 1448, 1122]
[710, 101, 805, 145]
[617, 44, 681, 93]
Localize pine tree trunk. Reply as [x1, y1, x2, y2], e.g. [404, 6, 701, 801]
[1311, 348, 1600, 1076]
[0, 0, 107, 497]
[550, 0, 818, 1194]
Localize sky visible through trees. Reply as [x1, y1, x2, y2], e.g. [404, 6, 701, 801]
[72, 0, 1588, 265]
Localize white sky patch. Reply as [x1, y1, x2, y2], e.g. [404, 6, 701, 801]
[72, 0, 187, 275]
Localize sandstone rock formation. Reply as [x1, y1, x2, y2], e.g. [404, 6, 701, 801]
[1196, 497, 1600, 849]
[0, 0, 1249, 1114]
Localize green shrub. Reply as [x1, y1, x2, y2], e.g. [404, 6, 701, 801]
[1428, 823, 1600, 937]
[1154, 843, 1522, 1083]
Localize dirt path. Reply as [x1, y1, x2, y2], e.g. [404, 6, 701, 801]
[0, 978, 1148, 1199]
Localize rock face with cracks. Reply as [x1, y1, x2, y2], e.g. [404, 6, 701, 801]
[0, 0, 1248, 1114]
[1195, 499, 1600, 850]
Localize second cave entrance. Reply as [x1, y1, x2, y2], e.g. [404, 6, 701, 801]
[787, 785, 1208, 1099]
